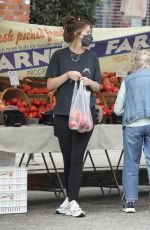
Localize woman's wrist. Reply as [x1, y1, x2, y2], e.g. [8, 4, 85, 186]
[89, 80, 100, 92]
[66, 72, 69, 80]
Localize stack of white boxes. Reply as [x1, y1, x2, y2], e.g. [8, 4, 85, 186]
[0, 167, 27, 214]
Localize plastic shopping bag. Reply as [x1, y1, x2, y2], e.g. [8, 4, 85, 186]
[68, 81, 93, 133]
[120, 0, 147, 19]
[83, 89, 93, 132]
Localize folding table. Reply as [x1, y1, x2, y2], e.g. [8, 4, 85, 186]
[0, 124, 124, 197]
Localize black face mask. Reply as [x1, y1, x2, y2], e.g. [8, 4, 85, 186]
[82, 34, 93, 47]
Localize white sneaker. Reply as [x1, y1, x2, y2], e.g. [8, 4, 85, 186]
[66, 200, 85, 217]
[56, 197, 69, 214]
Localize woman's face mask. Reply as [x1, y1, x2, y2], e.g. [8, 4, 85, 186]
[81, 34, 93, 47]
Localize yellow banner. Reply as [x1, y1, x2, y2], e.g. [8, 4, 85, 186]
[1, 20, 150, 79]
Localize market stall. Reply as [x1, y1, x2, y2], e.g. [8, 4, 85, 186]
[0, 124, 123, 197]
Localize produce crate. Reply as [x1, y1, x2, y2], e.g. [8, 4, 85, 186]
[102, 92, 117, 107]
[0, 167, 27, 214]
[21, 77, 54, 108]
[28, 93, 50, 104]
[96, 91, 107, 107]
[0, 87, 30, 106]
[0, 152, 16, 166]
[22, 76, 47, 88]
[0, 77, 11, 92]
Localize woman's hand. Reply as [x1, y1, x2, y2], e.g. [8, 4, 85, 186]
[67, 71, 82, 81]
[79, 76, 92, 86]
[80, 76, 100, 92]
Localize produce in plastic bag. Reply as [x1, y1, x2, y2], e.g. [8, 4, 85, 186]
[68, 81, 93, 133]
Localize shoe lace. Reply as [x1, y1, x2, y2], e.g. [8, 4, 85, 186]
[126, 202, 134, 208]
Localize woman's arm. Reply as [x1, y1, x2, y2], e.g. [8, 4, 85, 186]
[47, 73, 68, 91]
[114, 80, 126, 115]
[47, 71, 82, 91]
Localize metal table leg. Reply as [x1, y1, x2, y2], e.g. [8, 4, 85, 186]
[105, 149, 121, 197]
[41, 153, 59, 198]
[49, 152, 66, 198]
[18, 153, 25, 167]
[108, 149, 124, 194]
[84, 150, 105, 194]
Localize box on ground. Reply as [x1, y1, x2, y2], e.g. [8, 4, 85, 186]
[0, 167, 27, 214]
[0, 152, 16, 166]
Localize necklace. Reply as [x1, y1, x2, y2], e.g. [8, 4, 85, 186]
[70, 50, 81, 62]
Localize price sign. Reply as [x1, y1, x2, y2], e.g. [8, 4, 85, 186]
[8, 71, 20, 87]
[116, 66, 129, 78]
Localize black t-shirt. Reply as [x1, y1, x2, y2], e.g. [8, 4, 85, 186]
[45, 47, 101, 115]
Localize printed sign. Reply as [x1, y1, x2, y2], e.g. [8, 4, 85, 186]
[1, 20, 150, 79]
[8, 71, 19, 86]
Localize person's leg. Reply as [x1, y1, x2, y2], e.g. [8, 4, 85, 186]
[64, 129, 93, 217]
[68, 108, 96, 201]
[54, 115, 72, 197]
[123, 126, 143, 202]
[66, 108, 96, 217]
[54, 115, 73, 214]
[143, 125, 150, 182]
[68, 129, 93, 201]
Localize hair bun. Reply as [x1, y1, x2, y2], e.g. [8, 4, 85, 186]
[65, 16, 78, 24]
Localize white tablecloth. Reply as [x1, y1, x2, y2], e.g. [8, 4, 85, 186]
[0, 124, 123, 154]
[88, 124, 123, 150]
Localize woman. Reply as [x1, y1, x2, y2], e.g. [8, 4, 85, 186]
[114, 49, 150, 213]
[46, 16, 101, 217]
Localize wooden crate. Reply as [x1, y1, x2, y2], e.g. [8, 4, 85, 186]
[102, 92, 117, 107]
[96, 91, 107, 107]
[0, 87, 30, 106]
[22, 77, 47, 88]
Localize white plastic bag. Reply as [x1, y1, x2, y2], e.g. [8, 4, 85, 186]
[68, 81, 93, 133]
[120, 0, 147, 19]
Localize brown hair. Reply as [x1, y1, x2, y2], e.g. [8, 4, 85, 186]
[63, 16, 92, 43]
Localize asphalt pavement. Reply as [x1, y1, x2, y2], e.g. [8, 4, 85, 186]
[1, 187, 150, 230]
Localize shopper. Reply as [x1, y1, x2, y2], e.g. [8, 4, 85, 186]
[114, 49, 150, 213]
[46, 16, 101, 217]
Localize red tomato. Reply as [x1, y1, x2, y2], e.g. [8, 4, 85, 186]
[29, 105, 38, 112]
[110, 76, 118, 84]
[32, 88, 40, 94]
[26, 89, 33, 95]
[113, 87, 119, 93]
[17, 100, 24, 107]
[5, 101, 10, 106]
[18, 106, 26, 114]
[109, 104, 115, 110]
[28, 111, 38, 118]
[69, 120, 78, 128]
[33, 99, 40, 107]
[46, 103, 52, 109]
[103, 84, 112, 91]
[40, 100, 47, 106]
[23, 84, 31, 91]
[10, 98, 18, 105]
[42, 88, 49, 94]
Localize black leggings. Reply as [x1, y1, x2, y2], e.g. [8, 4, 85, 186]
[54, 108, 95, 201]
